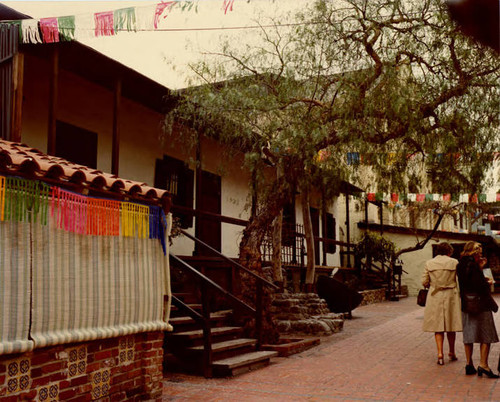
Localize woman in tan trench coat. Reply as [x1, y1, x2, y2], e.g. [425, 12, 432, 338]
[422, 242, 462, 365]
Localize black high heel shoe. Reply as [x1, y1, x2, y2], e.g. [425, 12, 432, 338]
[477, 366, 499, 378]
[465, 364, 477, 375]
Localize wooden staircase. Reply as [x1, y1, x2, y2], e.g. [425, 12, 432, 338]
[165, 232, 280, 378]
[165, 297, 277, 377]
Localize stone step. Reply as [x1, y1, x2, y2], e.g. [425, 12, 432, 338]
[261, 337, 321, 357]
[212, 350, 278, 376]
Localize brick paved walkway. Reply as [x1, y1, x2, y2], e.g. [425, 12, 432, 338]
[163, 296, 500, 401]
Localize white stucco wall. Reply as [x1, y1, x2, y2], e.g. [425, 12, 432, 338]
[22, 52, 167, 183]
[378, 233, 470, 296]
[20, 52, 347, 264]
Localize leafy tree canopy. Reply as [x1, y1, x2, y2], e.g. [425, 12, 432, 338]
[168, 0, 499, 198]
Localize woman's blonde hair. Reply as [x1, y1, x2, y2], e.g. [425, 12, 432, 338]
[461, 241, 482, 257]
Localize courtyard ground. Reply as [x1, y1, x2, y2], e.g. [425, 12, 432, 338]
[163, 295, 500, 401]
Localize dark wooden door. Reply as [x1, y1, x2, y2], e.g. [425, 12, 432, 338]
[310, 207, 320, 265]
[195, 171, 221, 255]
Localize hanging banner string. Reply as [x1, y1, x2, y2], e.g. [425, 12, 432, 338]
[365, 192, 500, 205]
[2, 0, 241, 44]
[344, 151, 500, 166]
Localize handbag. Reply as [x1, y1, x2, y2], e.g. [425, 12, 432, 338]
[417, 288, 428, 307]
[463, 293, 482, 315]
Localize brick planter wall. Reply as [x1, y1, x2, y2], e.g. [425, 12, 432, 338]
[0, 331, 164, 401]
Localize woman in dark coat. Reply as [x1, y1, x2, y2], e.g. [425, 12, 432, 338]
[457, 241, 499, 378]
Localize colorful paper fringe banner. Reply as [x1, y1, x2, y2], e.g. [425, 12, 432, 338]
[3, 0, 237, 44]
[0, 177, 50, 224]
[0, 176, 167, 253]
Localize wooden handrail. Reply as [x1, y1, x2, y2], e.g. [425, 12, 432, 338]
[171, 295, 203, 322]
[172, 205, 354, 250]
[179, 229, 278, 290]
[171, 205, 248, 226]
[170, 254, 256, 314]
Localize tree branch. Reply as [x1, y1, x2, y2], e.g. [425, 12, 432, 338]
[395, 212, 445, 257]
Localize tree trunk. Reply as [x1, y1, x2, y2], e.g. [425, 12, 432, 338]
[301, 184, 316, 292]
[271, 211, 284, 289]
[237, 175, 295, 344]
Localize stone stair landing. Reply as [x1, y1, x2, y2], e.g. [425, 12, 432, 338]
[271, 293, 344, 336]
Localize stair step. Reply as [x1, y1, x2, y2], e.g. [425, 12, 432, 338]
[168, 326, 242, 340]
[189, 338, 256, 352]
[212, 350, 278, 373]
[169, 311, 232, 326]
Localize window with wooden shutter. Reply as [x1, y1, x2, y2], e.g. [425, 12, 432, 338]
[154, 155, 194, 228]
[55, 121, 98, 169]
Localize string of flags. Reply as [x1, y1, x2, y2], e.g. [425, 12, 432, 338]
[365, 192, 500, 204]
[343, 152, 500, 165]
[0, 176, 167, 254]
[2, 0, 237, 44]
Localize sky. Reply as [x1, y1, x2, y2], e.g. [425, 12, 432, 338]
[1, 0, 314, 89]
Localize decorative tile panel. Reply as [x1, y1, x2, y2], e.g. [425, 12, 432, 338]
[5, 357, 31, 395]
[67, 345, 87, 377]
[119, 336, 135, 364]
[36, 382, 59, 402]
[90, 368, 110, 400]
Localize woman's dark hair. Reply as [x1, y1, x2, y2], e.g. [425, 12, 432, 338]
[436, 242, 454, 256]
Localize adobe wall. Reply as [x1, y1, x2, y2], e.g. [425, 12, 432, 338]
[0, 332, 164, 401]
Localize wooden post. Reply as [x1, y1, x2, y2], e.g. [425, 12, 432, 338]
[111, 78, 121, 176]
[365, 199, 369, 224]
[47, 47, 59, 155]
[379, 203, 384, 234]
[345, 192, 351, 268]
[321, 192, 327, 266]
[200, 281, 212, 378]
[11, 51, 24, 143]
[255, 281, 263, 349]
[194, 133, 202, 255]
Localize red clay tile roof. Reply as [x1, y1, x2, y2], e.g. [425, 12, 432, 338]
[0, 139, 171, 207]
